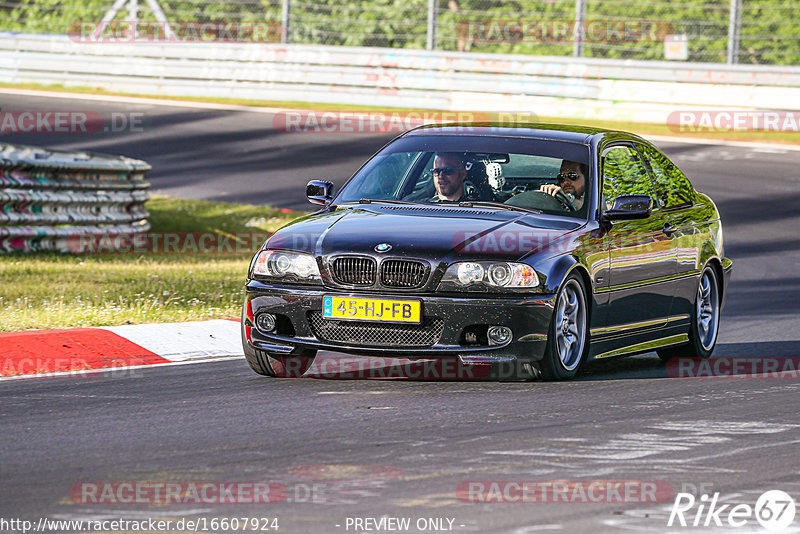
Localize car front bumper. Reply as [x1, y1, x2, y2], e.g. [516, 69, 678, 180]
[243, 281, 555, 363]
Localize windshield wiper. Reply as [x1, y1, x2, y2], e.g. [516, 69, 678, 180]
[349, 198, 541, 214]
[458, 201, 542, 214]
[355, 198, 422, 206]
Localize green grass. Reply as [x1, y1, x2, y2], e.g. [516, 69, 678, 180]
[3, 81, 800, 146]
[0, 196, 307, 332]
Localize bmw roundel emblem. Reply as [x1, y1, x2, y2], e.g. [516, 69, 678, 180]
[374, 243, 392, 253]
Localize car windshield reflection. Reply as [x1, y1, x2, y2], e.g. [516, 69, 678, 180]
[335, 138, 592, 219]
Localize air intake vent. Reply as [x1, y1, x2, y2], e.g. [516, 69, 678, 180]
[380, 259, 428, 288]
[331, 256, 376, 285]
[379, 205, 496, 215]
[308, 312, 444, 347]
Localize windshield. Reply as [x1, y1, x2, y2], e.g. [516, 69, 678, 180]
[335, 135, 592, 219]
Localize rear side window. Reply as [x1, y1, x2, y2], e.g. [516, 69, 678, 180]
[638, 144, 696, 209]
[601, 145, 656, 210]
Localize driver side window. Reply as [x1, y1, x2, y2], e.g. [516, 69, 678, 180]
[602, 146, 656, 210]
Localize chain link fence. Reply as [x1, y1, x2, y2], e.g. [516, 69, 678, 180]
[2, 0, 799, 65]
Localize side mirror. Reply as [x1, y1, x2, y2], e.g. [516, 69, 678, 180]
[602, 194, 653, 221]
[306, 180, 334, 206]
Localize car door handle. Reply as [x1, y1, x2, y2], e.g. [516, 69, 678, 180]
[663, 223, 677, 236]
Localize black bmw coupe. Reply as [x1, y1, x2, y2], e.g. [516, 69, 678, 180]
[242, 124, 732, 380]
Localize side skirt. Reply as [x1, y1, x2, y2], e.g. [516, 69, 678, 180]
[592, 333, 689, 360]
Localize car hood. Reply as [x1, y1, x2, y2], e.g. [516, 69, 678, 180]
[265, 204, 583, 262]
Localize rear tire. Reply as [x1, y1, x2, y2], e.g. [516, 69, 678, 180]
[245, 347, 317, 378]
[540, 274, 589, 381]
[658, 266, 720, 362]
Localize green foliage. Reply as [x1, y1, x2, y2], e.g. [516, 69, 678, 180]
[3, 0, 281, 35]
[290, 0, 428, 47]
[582, 0, 729, 62]
[2, 0, 799, 64]
[737, 2, 800, 64]
[437, 0, 576, 55]
[5, 0, 109, 34]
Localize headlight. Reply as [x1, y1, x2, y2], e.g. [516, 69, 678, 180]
[457, 262, 484, 284]
[439, 261, 539, 291]
[250, 250, 322, 284]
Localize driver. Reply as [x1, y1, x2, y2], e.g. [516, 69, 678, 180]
[431, 152, 468, 202]
[539, 160, 587, 210]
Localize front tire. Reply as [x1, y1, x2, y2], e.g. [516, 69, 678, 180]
[245, 347, 317, 378]
[540, 274, 589, 381]
[658, 266, 720, 361]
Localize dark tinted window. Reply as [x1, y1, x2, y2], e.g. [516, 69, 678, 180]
[601, 145, 656, 210]
[638, 144, 696, 209]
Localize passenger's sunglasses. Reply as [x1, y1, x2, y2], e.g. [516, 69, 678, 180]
[432, 167, 459, 177]
[557, 171, 581, 182]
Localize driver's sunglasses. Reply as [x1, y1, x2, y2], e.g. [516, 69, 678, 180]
[432, 167, 459, 177]
[557, 171, 580, 182]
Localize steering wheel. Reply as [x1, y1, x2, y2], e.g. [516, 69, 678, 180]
[554, 190, 577, 212]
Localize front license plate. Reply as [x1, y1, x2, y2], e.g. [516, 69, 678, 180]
[322, 296, 422, 324]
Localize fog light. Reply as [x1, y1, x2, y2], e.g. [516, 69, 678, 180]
[487, 326, 512, 345]
[255, 313, 276, 333]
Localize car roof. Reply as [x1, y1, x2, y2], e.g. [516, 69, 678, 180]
[402, 122, 637, 145]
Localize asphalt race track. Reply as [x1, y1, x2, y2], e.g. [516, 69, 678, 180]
[2, 91, 800, 533]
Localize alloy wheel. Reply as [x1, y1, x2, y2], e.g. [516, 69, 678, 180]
[555, 279, 587, 371]
[697, 269, 720, 351]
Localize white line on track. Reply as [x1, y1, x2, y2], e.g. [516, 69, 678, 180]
[317, 391, 390, 394]
[0, 87, 294, 114]
[0, 355, 243, 383]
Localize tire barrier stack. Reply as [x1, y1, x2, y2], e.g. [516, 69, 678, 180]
[0, 143, 151, 253]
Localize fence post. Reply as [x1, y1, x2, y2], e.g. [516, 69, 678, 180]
[281, 0, 291, 44]
[573, 0, 587, 57]
[427, 0, 437, 50]
[128, 0, 138, 21]
[726, 0, 741, 64]
[128, 0, 139, 40]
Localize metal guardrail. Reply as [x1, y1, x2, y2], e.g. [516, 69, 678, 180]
[0, 143, 150, 253]
[1, 33, 800, 123]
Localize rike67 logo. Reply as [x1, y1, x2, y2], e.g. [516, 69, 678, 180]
[668, 490, 796, 531]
